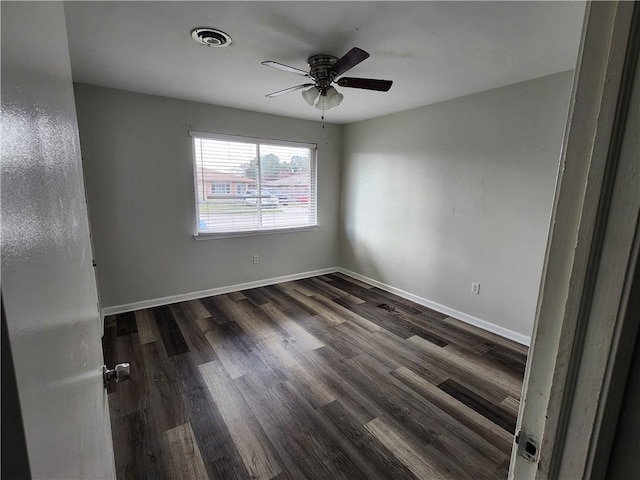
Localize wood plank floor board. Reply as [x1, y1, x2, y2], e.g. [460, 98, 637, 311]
[482, 345, 528, 378]
[185, 299, 212, 320]
[371, 329, 451, 385]
[321, 400, 419, 480]
[280, 381, 389, 480]
[302, 277, 365, 304]
[350, 350, 504, 461]
[259, 303, 324, 352]
[253, 340, 336, 409]
[333, 298, 427, 340]
[286, 313, 365, 361]
[217, 295, 288, 345]
[423, 431, 502, 480]
[135, 309, 161, 345]
[310, 293, 380, 332]
[235, 378, 364, 480]
[278, 287, 347, 327]
[160, 422, 209, 480]
[172, 356, 250, 480]
[295, 277, 340, 299]
[112, 408, 164, 480]
[344, 354, 444, 442]
[152, 305, 190, 357]
[140, 341, 186, 433]
[325, 275, 426, 317]
[199, 320, 285, 387]
[116, 311, 138, 336]
[328, 271, 374, 289]
[280, 279, 318, 297]
[365, 416, 449, 480]
[439, 316, 529, 357]
[198, 295, 235, 324]
[438, 379, 518, 434]
[500, 395, 521, 418]
[105, 314, 117, 328]
[390, 366, 513, 454]
[295, 347, 384, 424]
[232, 375, 318, 480]
[409, 312, 502, 357]
[199, 360, 283, 480]
[403, 312, 488, 354]
[347, 353, 507, 466]
[227, 291, 246, 302]
[407, 334, 519, 404]
[443, 343, 524, 386]
[170, 304, 219, 365]
[105, 273, 527, 479]
[240, 286, 273, 306]
[268, 284, 321, 316]
[333, 321, 402, 370]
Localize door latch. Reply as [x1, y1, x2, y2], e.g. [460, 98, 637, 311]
[515, 430, 540, 463]
[103, 363, 130, 388]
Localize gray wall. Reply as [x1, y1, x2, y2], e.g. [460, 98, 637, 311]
[1, 2, 114, 477]
[74, 84, 342, 308]
[340, 71, 573, 339]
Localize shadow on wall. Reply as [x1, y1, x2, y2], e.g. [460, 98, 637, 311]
[341, 223, 385, 285]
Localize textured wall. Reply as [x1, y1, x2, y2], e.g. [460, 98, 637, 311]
[74, 84, 342, 308]
[340, 71, 573, 339]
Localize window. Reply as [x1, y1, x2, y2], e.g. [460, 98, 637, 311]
[210, 182, 231, 195]
[191, 131, 317, 236]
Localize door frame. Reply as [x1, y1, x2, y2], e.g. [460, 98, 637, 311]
[510, 1, 640, 478]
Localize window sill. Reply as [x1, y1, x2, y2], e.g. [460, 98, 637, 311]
[193, 224, 319, 240]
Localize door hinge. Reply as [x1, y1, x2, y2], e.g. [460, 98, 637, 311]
[92, 259, 97, 267]
[515, 430, 540, 463]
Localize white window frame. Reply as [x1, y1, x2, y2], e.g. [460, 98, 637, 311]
[190, 131, 318, 239]
[210, 182, 231, 195]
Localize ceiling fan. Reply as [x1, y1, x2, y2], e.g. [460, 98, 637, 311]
[262, 47, 393, 110]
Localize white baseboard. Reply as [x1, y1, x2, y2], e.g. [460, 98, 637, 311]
[101, 267, 339, 317]
[337, 268, 531, 346]
[101, 265, 531, 346]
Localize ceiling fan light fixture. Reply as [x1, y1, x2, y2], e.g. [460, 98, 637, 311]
[302, 86, 320, 106]
[315, 87, 343, 110]
[326, 86, 343, 107]
[315, 94, 329, 110]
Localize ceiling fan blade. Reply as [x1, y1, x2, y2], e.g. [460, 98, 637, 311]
[262, 61, 310, 77]
[265, 84, 314, 98]
[330, 47, 370, 76]
[337, 77, 393, 92]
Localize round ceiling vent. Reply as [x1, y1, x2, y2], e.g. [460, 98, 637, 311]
[191, 28, 232, 47]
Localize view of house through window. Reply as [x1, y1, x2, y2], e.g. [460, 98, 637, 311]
[191, 132, 317, 235]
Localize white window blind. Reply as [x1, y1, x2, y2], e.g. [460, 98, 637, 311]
[191, 132, 317, 236]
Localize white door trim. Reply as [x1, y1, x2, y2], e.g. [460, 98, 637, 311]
[510, 2, 639, 479]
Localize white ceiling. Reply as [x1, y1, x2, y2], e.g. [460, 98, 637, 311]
[64, 1, 585, 124]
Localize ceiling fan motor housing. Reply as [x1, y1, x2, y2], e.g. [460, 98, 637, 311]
[308, 55, 338, 90]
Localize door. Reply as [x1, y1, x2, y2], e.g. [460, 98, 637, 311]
[1, 2, 115, 478]
[510, 2, 639, 479]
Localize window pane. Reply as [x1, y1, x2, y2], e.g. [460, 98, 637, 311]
[193, 136, 316, 234]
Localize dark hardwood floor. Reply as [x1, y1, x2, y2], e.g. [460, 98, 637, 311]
[104, 273, 528, 480]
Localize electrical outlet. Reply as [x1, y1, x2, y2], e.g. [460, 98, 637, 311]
[471, 283, 480, 295]
[253, 255, 259, 264]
